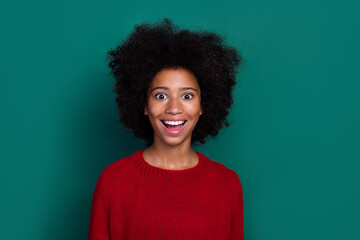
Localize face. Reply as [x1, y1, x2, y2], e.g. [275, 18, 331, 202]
[144, 68, 203, 147]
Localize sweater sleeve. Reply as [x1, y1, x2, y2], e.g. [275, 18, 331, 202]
[88, 169, 110, 240]
[230, 171, 244, 240]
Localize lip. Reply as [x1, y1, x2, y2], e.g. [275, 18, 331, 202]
[161, 120, 187, 135]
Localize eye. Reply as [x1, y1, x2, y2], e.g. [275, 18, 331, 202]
[182, 93, 194, 100]
[155, 93, 167, 99]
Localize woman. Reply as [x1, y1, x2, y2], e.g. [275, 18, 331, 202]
[88, 18, 244, 240]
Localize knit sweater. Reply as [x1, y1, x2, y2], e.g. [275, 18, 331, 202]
[88, 149, 243, 240]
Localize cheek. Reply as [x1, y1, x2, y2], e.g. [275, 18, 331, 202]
[147, 103, 164, 121]
[188, 102, 202, 116]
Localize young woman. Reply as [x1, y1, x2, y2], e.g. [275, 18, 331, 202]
[88, 18, 244, 240]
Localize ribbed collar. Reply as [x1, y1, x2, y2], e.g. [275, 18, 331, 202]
[131, 149, 210, 182]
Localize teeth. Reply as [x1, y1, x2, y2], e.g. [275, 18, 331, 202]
[163, 120, 185, 126]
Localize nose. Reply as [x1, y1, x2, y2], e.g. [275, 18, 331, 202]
[165, 97, 183, 115]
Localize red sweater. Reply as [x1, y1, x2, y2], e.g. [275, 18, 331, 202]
[88, 149, 243, 240]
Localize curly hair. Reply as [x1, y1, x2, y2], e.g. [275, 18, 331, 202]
[107, 18, 243, 146]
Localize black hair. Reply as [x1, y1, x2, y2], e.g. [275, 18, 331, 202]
[107, 18, 243, 146]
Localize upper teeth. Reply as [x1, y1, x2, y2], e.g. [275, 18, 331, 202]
[163, 120, 185, 125]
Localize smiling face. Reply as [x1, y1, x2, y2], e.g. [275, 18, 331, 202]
[144, 68, 203, 147]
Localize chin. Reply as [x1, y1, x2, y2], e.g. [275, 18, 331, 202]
[158, 136, 190, 147]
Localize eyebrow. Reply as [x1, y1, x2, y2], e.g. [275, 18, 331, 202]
[150, 87, 198, 93]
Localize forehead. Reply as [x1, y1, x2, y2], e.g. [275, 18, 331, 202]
[149, 68, 200, 89]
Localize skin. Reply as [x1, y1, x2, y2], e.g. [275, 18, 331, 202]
[143, 68, 203, 170]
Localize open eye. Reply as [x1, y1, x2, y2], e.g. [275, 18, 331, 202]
[182, 93, 194, 100]
[155, 93, 167, 99]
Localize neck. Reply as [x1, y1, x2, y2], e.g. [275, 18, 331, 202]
[143, 138, 198, 170]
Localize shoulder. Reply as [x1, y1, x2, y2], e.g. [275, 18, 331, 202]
[97, 149, 141, 181]
[198, 152, 243, 206]
[197, 151, 241, 185]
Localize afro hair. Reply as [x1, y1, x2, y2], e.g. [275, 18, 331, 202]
[107, 18, 243, 146]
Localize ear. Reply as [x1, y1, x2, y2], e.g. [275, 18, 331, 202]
[144, 105, 148, 115]
[200, 107, 203, 116]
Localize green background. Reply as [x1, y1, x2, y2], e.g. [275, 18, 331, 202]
[1, 0, 359, 239]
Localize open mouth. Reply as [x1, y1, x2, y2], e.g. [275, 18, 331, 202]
[161, 120, 187, 128]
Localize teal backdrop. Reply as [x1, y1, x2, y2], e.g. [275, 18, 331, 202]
[1, 0, 359, 239]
